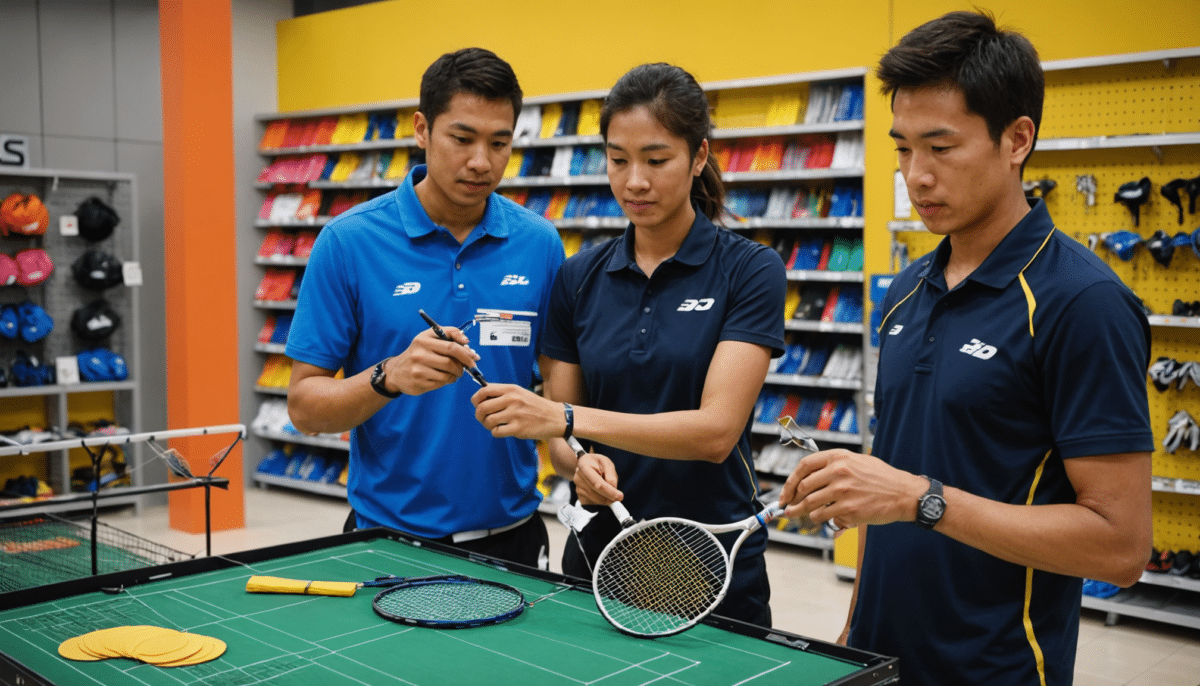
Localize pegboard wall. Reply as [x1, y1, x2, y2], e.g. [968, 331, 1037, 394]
[0, 171, 137, 487]
[891, 54, 1200, 554]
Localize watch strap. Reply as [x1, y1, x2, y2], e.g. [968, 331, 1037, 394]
[370, 359, 402, 399]
[915, 476, 945, 530]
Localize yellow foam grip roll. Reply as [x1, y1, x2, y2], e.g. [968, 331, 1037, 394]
[245, 575, 358, 597]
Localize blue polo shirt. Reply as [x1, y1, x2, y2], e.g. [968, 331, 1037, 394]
[541, 209, 786, 558]
[853, 199, 1153, 685]
[286, 165, 564, 538]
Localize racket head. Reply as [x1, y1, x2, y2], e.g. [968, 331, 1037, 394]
[592, 517, 731, 638]
[371, 575, 526, 629]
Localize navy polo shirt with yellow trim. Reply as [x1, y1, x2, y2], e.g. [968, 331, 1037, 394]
[287, 165, 564, 539]
[852, 199, 1153, 686]
[540, 209, 786, 557]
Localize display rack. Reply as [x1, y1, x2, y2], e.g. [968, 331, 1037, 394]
[887, 49, 1200, 630]
[249, 68, 870, 551]
[0, 168, 142, 515]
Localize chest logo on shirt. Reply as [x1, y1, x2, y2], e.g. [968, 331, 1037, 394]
[959, 338, 998, 360]
[888, 324, 904, 336]
[500, 274, 529, 286]
[393, 282, 421, 296]
[677, 298, 715, 312]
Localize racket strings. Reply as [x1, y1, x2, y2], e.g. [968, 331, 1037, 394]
[594, 521, 727, 636]
[374, 580, 524, 623]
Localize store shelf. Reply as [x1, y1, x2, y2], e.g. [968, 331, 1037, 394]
[764, 373, 862, 391]
[711, 121, 863, 140]
[518, 134, 603, 148]
[0, 381, 137, 399]
[785, 320, 864, 335]
[255, 343, 287, 354]
[253, 472, 347, 499]
[1035, 131, 1200, 151]
[307, 179, 400, 190]
[752, 422, 860, 446]
[253, 428, 349, 452]
[723, 167, 864, 183]
[256, 217, 330, 228]
[887, 220, 927, 233]
[787, 270, 862, 283]
[254, 300, 298, 310]
[0, 494, 142, 517]
[1151, 476, 1200, 496]
[766, 528, 834, 551]
[497, 175, 609, 188]
[1148, 315, 1200, 329]
[551, 217, 627, 230]
[1082, 584, 1200, 630]
[253, 386, 288, 397]
[1139, 572, 1200, 594]
[728, 217, 864, 230]
[255, 256, 309, 267]
[260, 138, 417, 156]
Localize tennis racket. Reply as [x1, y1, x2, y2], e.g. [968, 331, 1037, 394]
[591, 503, 784, 638]
[370, 575, 528, 629]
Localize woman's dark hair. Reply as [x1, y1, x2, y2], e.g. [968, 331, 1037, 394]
[600, 63, 725, 221]
[876, 10, 1043, 167]
[419, 47, 523, 130]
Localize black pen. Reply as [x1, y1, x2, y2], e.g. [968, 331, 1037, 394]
[418, 309, 488, 386]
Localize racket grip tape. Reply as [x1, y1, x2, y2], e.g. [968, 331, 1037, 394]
[245, 575, 358, 597]
[565, 435, 634, 528]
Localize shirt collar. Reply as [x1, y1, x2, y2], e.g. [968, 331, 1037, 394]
[604, 206, 719, 273]
[394, 164, 510, 239]
[918, 198, 1054, 289]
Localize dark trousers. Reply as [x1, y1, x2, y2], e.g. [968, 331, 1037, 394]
[344, 509, 550, 570]
[561, 507, 773, 628]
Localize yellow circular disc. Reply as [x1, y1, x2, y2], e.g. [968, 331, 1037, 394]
[82, 628, 133, 659]
[132, 632, 191, 659]
[57, 636, 103, 662]
[116, 626, 171, 658]
[153, 636, 226, 667]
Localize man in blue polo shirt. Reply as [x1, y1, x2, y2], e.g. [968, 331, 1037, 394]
[286, 48, 564, 567]
[778, 11, 1152, 685]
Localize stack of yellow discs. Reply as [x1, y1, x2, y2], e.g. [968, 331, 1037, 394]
[58, 626, 226, 667]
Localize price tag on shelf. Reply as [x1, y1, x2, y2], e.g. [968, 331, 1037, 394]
[122, 261, 143, 286]
[1176, 479, 1200, 495]
[893, 170, 912, 219]
[55, 356, 80, 385]
[59, 215, 79, 236]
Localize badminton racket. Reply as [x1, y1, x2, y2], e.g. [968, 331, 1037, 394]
[591, 502, 783, 638]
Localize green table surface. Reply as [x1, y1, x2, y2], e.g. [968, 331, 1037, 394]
[0, 531, 896, 686]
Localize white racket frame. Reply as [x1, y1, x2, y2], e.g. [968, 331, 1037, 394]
[592, 502, 784, 637]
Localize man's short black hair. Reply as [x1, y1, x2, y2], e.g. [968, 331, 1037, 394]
[877, 11, 1044, 153]
[418, 47, 522, 130]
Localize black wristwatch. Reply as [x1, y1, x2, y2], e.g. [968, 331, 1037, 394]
[915, 476, 946, 530]
[369, 358, 402, 399]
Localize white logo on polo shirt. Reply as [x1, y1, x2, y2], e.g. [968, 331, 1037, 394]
[393, 282, 421, 296]
[500, 274, 529, 286]
[960, 338, 998, 360]
[677, 298, 714, 312]
[888, 325, 904, 336]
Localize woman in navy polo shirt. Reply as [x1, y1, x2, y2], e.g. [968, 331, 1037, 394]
[473, 63, 787, 627]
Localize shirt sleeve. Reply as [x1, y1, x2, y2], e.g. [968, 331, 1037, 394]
[1040, 280, 1154, 459]
[284, 224, 360, 372]
[538, 259, 580, 364]
[720, 244, 787, 358]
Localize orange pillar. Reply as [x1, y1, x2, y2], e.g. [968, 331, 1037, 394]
[159, 0, 245, 533]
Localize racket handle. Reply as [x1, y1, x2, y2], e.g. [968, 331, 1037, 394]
[565, 435, 633, 527]
[609, 501, 634, 528]
[245, 575, 358, 597]
[565, 435, 587, 457]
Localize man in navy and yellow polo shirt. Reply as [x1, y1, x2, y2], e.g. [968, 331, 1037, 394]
[779, 11, 1152, 685]
[286, 48, 564, 567]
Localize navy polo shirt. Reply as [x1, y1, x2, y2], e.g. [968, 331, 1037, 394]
[287, 165, 564, 538]
[853, 199, 1153, 685]
[540, 210, 786, 557]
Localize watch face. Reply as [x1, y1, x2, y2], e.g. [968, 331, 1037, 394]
[920, 495, 946, 521]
